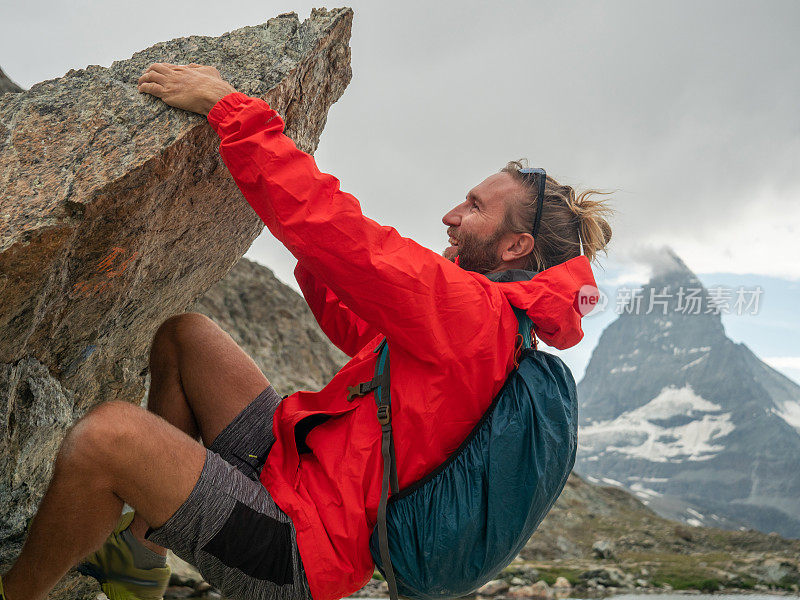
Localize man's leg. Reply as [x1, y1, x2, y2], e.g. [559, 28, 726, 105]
[3, 312, 272, 599]
[126, 312, 271, 552]
[1, 401, 207, 600]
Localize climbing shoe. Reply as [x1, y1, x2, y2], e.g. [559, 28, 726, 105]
[77, 511, 171, 600]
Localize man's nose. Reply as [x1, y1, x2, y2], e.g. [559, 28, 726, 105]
[442, 205, 461, 226]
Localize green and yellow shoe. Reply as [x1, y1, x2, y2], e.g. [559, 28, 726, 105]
[0, 573, 6, 600]
[77, 511, 170, 600]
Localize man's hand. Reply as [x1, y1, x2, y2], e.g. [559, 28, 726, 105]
[137, 63, 238, 116]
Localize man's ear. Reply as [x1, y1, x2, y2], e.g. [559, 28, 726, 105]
[500, 232, 534, 262]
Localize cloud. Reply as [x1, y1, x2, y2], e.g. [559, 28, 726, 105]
[764, 357, 800, 371]
[664, 189, 800, 280]
[763, 357, 800, 387]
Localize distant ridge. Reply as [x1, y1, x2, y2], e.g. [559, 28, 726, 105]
[0, 66, 23, 93]
[192, 257, 348, 395]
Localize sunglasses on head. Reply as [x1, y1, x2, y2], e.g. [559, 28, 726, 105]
[518, 167, 547, 241]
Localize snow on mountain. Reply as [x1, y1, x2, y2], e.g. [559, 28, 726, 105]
[774, 400, 800, 433]
[579, 384, 735, 463]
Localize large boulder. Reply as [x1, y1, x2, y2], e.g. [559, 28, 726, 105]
[0, 7, 353, 596]
[580, 567, 635, 588]
[749, 557, 800, 585]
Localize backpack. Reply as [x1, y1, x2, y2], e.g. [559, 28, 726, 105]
[352, 307, 578, 600]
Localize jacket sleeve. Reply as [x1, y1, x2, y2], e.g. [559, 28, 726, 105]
[294, 261, 380, 358]
[207, 93, 508, 362]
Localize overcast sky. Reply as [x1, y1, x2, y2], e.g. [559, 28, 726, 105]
[2, 0, 799, 382]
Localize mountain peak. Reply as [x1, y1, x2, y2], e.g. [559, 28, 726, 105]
[637, 246, 700, 288]
[613, 247, 716, 320]
[577, 244, 800, 539]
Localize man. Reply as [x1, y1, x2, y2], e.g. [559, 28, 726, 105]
[0, 64, 600, 600]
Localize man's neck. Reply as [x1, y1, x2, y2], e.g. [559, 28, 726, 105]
[485, 268, 538, 283]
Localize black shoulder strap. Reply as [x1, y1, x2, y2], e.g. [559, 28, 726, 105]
[372, 338, 400, 600]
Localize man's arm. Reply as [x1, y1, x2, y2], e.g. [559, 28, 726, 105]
[294, 261, 380, 358]
[138, 66, 512, 361]
[206, 92, 509, 360]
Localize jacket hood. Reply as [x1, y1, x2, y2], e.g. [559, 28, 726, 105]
[477, 255, 599, 350]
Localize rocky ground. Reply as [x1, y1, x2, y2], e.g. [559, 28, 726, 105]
[149, 550, 800, 600]
[129, 471, 800, 600]
[512, 473, 800, 596]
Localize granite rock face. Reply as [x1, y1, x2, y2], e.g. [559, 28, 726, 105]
[0, 7, 353, 593]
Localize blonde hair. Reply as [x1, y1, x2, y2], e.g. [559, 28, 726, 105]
[500, 159, 614, 271]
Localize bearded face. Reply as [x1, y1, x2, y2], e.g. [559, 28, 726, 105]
[442, 172, 526, 275]
[443, 227, 506, 274]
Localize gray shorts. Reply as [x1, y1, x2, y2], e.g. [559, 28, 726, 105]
[145, 386, 313, 600]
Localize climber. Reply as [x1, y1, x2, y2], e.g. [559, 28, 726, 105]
[0, 63, 612, 600]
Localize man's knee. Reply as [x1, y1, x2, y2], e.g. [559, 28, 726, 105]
[151, 312, 217, 354]
[59, 400, 146, 471]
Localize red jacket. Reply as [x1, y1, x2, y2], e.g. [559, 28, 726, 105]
[207, 93, 598, 600]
